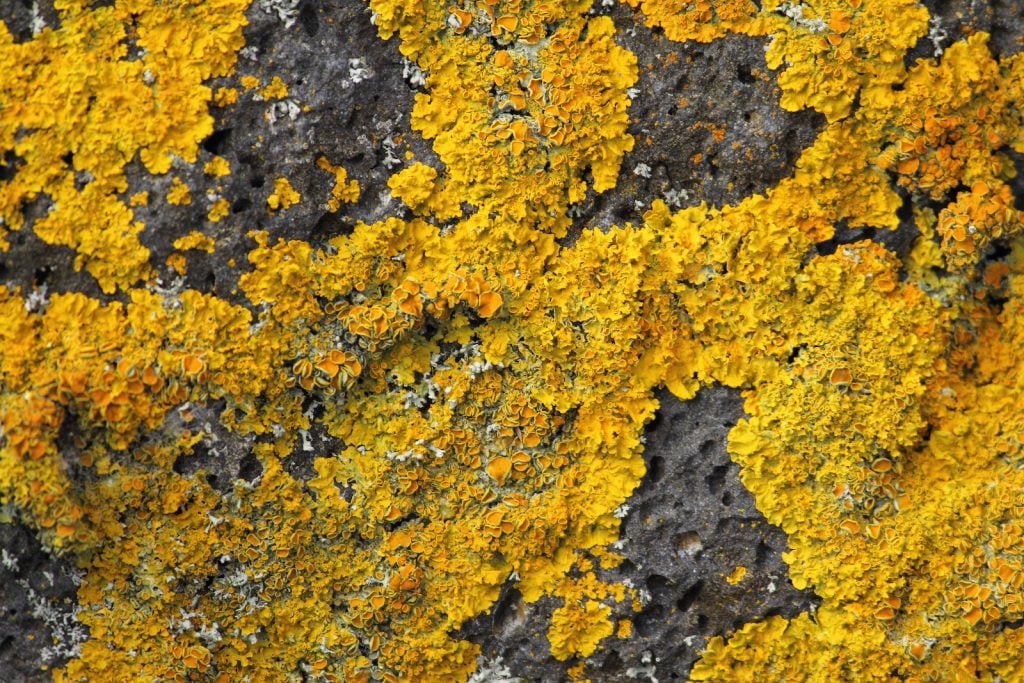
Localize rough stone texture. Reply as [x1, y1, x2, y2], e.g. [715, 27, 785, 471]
[461, 388, 818, 681]
[571, 2, 825, 236]
[0, 522, 85, 683]
[4, 1, 1023, 681]
[131, 0, 430, 305]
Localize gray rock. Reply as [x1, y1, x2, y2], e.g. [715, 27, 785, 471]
[461, 388, 818, 682]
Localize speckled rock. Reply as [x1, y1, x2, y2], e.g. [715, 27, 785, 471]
[0, 522, 85, 682]
[460, 388, 818, 682]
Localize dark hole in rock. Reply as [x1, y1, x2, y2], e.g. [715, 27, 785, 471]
[755, 540, 772, 567]
[250, 174, 265, 189]
[237, 451, 263, 482]
[989, 239, 1013, 261]
[232, 197, 253, 213]
[0, 152, 21, 182]
[721, 490, 734, 506]
[314, 211, 354, 238]
[644, 410, 662, 433]
[633, 604, 664, 637]
[490, 585, 521, 628]
[705, 464, 729, 494]
[648, 455, 665, 483]
[697, 614, 709, 631]
[676, 580, 704, 612]
[996, 617, 1024, 633]
[646, 573, 673, 597]
[600, 649, 623, 672]
[173, 442, 208, 476]
[202, 128, 232, 155]
[736, 63, 755, 84]
[299, 4, 319, 37]
[33, 266, 52, 287]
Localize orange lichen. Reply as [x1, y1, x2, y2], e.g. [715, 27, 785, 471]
[4, 1, 1024, 682]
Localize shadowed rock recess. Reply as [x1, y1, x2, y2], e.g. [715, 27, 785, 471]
[460, 388, 818, 681]
[4, 1, 1024, 682]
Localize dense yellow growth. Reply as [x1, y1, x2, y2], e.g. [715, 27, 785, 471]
[2, 0, 1024, 681]
[371, 0, 637, 241]
[621, 0, 760, 43]
[0, 0, 249, 292]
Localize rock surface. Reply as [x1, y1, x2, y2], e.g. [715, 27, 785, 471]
[3, 1, 1023, 681]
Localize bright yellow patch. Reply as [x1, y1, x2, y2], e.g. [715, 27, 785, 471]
[166, 177, 192, 206]
[267, 177, 301, 210]
[173, 232, 215, 254]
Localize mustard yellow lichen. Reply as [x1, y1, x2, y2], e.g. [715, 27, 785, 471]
[260, 75, 289, 100]
[3, 1, 1024, 682]
[549, 600, 615, 660]
[266, 176, 301, 210]
[207, 197, 231, 223]
[203, 156, 232, 178]
[317, 156, 361, 211]
[173, 231, 216, 253]
[0, 0, 249, 293]
[213, 86, 239, 106]
[166, 176, 193, 206]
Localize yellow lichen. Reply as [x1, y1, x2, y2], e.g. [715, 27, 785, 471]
[622, 0, 761, 43]
[260, 75, 289, 100]
[0, 0, 249, 293]
[203, 156, 232, 178]
[317, 156, 361, 211]
[207, 197, 231, 223]
[213, 86, 239, 106]
[266, 176, 301, 210]
[549, 600, 615, 660]
[166, 176, 193, 206]
[173, 231, 216, 253]
[3, 1, 1024, 681]
[725, 565, 746, 585]
[166, 252, 188, 275]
